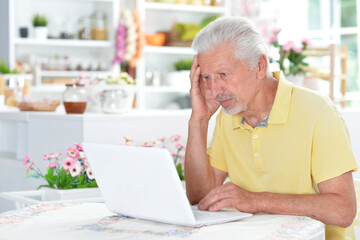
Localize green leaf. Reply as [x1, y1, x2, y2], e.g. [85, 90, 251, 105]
[89, 180, 98, 187]
[176, 164, 185, 181]
[36, 184, 52, 190]
[58, 168, 68, 188]
[44, 168, 57, 187]
[78, 175, 85, 184]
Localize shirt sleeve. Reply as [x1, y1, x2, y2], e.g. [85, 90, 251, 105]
[207, 110, 228, 173]
[311, 104, 358, 184]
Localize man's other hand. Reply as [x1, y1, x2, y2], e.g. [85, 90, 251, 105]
[198, 182, 259, 213]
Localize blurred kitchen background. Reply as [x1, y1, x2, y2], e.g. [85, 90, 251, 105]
[0, 0, 358, 110]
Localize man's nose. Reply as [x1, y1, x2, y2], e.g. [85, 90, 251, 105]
[209, 76, 222, 97]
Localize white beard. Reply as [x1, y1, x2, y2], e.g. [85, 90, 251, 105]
[222, 104, 248, 115]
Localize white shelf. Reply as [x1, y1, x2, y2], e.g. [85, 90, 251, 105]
[31, 84, 67, 92]
[15, 0, 114, 3]
[145, 2, 226, 13]
[14, 38, 113, 48]
[144, 86, 190, 93]
[40, 71, 112, 78]
[144, 46, 195, 55]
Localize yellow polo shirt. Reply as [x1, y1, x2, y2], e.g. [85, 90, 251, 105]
[208, 71, 358, 240]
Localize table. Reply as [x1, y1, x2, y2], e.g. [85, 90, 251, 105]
[0, 202, 324, 240]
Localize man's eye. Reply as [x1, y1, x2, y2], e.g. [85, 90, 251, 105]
[204, 76, 210, 80]
[221, 73, 226, 76]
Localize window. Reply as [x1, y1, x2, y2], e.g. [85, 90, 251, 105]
[306, 0, 359, 97]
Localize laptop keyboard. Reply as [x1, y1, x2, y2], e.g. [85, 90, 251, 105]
[191, 205, 241, 221]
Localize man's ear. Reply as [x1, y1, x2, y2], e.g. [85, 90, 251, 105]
[257, 55, 268, 79]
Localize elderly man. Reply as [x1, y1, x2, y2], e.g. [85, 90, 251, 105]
[184, 16, 357, 240]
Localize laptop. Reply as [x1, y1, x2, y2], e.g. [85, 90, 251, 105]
[82, 142, 252, 227]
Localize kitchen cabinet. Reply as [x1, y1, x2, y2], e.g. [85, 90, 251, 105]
[7, 0, 120, 95]
[135, 0, 231, 110]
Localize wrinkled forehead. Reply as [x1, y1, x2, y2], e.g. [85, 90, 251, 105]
[198, 45, 236, 65]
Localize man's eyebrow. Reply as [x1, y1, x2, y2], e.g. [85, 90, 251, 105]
[215, 67, 230, 72]
[200, 73, 208, 76]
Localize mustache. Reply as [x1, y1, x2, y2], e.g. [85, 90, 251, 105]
[216, 94, 235, 102]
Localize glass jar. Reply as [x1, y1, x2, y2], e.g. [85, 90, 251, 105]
[101, 89, 128, 114]
[91, 11, 107, 40]
[78, 17, 92, 40]
[62, 84, 87, 114]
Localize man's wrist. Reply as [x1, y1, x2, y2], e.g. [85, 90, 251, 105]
[189, 113, 211, 124]
[252, 192, 267, 213]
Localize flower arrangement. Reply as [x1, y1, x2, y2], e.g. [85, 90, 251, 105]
[124, 135, 185, 180]
[104, 72, 135, 85]
[71, 72, 135, 86]
[23, 142, 97, 190]
[268, 28, 311, 76]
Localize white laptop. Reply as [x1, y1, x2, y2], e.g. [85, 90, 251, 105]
[82, 142, 252, 227]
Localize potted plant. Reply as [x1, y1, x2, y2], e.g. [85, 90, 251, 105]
[23, 142, 101, 201]
[165, 59, 192, 89]
[32, 14, 48, 40]
[268, 28, 310, 86]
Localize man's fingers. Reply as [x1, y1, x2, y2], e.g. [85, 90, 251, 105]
[198, 183, 239, 210]
[209, 198, 234, 212]
[190, 66, 201, 88]
[190, 55, 199, 80]
[198, 187, 232, 210]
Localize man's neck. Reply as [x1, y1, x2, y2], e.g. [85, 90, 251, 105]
[241, 77, 279, 128]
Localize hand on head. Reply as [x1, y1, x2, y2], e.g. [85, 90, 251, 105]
[189, 55, 220, 121]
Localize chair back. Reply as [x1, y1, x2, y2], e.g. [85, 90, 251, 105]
[302, 44, 348, 107]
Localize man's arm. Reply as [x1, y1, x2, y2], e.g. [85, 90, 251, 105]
[185, 55, 225, 204]
[185, 118, 228, 204]
[198, 171, 356, 228]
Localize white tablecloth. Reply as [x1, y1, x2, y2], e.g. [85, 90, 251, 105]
[0, 203, 324, 240]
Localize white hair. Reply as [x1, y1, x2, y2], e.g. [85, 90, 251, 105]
[192, 16, 272, 78]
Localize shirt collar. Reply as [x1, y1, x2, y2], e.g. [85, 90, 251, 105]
[232, 71, 293, 129]
[267, 71, 293, 124]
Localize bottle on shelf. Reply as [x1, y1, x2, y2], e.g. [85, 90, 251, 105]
[91, 11, 107, 41]
[62, 84, 87, 114]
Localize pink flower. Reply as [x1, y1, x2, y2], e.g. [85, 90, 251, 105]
[62, 157, 75, 169]
[170, 135, 182, 142]
[83, 159, 90, 168]
[267, 35, 278, 44]
[141, 139, 153, 147]
[171, 152, 178, 157]
[72, 142, 83, 151]
[86, 167, 95, 180]
[70, 163, 82, 177]
[23, 155, 30, 165]
[43, 154, 49, 160]
[181, 155, 185, 170]
[272, 27, 281, 35]
[175, 143, 185, 150]
[26, 162, 34, 172]
[67, 147, 80, 158]
[292, 46, 302, 53]
[282, 41, 294, 52]
[301, 38, 311, 46]
[47, 162, 58, 168]
[158, 137, 166, 142]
